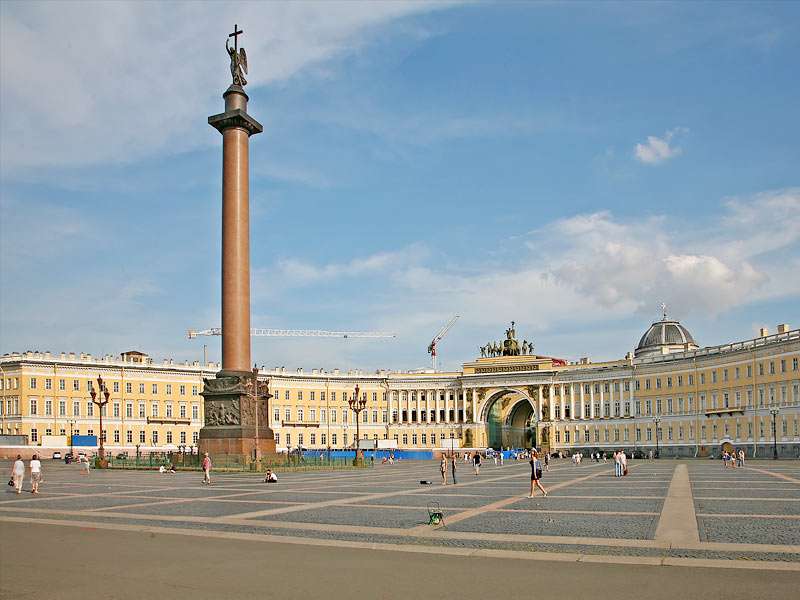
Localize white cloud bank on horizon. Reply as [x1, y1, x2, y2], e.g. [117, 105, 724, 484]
[633, 127, 688, 165]
[257, 187, 799, 338]
[0, 1, 448, 172]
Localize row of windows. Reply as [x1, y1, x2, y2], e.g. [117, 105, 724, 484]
[21, 378, 199, 396]
[274, 407, 389, 424]
[273, 390, 385, 403]
[19, 400, 200, 419]
[274, 430, 458, 447]
[552, 417, 800, 444]
[28, 428, 199, 445]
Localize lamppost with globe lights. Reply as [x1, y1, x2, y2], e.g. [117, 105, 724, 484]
[68, 418, 76, 458]
[652, 415, 661, 458]
[348, 384, 367, 466]
[769, 407, 780, 460]
[90, 375, 110, 467]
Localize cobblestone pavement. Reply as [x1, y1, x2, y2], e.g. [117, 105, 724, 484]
[1, 458, 799, 567]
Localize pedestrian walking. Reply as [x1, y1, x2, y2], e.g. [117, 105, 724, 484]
[80, 453, 91, 476]
[29, 454, 42, 494]
[202, 452, 211, 485]
[500, 452, 504, 465]
[10, 455, 24, 493]
[473, 452, 481, 476]
[722, 450, 730, 468]
[544, 453, 550, 472]
[493, 453, 498, 466]
[613, 451, 621, 477]
[440, 455, 448, 485]
[527, 450, 547, 498]
[739, 449, 745, 467]
[621, 450, 628, 475]
[450, 454, 458, 485]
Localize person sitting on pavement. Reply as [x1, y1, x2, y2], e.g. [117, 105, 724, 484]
[264, 469, 278, 483]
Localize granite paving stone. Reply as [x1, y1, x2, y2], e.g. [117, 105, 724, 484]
[698, 516, 800, 545]
[442, 510, 657, 539]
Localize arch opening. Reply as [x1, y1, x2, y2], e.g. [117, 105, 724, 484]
[484, 392, 537, 450]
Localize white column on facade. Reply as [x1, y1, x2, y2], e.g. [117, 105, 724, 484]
[406, 391, 411, 423]
[460, 389, 466, 423]
[548, 384, 554, 421]
[537, 385, 544, 421]
[598, 381, 604, 418]
[589, 383, 595, 419]
[471, 389, 477, 424]
[444, 390, 450, 423]
[434, 391, 440, 424]
[560, 385, 565, 422]
[579, 382, 585, 420]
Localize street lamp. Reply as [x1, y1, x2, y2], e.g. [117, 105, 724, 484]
[252, 364, 272, 463]
[652, 415, 661, 458]
[769, 407, 780, 460]
[449, 423, 459, 457]
[90, 375, 110, 466]
[348, 384, 367, 466]
[68, 419, 76, 456]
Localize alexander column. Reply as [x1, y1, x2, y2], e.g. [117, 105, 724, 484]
[199, 25, 275, 458]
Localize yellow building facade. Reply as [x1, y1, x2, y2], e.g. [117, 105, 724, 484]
[1, 319, 798, 458]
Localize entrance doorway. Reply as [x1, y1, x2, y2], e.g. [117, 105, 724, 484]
[485, 396, 536, 449]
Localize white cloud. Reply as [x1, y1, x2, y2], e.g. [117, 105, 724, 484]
[633, 127, 687, 165]
[0, 1, 450, 172]
[246, 187, 798, 366]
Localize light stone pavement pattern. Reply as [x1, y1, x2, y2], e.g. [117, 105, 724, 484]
[1, 458, 799, 569]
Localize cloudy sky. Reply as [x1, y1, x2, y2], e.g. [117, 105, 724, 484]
[1, 1, 798, 372]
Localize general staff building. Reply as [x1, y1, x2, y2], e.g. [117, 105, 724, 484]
[1, 316, 798, 458]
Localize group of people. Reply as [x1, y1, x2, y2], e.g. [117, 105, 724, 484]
[9, 454, 42, 494]
[438, 449, 549, 498]
[613, 450, 629, 476]
[723, 449, 746, 468]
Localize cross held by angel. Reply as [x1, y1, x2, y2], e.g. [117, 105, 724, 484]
[227, 24, 248, 87]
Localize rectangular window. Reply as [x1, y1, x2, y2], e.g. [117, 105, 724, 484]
[166, 404, 173, 418]
[645, 379, 651, 391]
[31, 428, 38, 442]
[73, 401, 80, 416]
[285, 407, 291, 421]
[45, 399, 53, 415]
[139, 404, 145, 418]
[166, 431, 173, 444]
[165, 384, 172, 395]
[666, 377, 672, 388]
[402, 434, 408, 445]
[30, 378, 37, 390]
[297, 408, 304, 422]
[151, 403, 158, 418]
[126, 403, 133, 418]
[152, 430, 158, 445]
[139, 430, 146, 443]
[179, 385, 185, 396]
[192, 386, 198, 396]
[180, 404, 186, 418]
[321, 433, 326, 445]
[297, 391, 303, 401]
[412, 434, 417, 445]
[152, 384, 158, 395]
[285, 390, 290, 400]
[44, 378, 52, 390]
[137, 383, 144, 394]
[310, 433, 316, 445]
[180, 431, 186, 444]
[113, 402, 119, 418]
[73, 379, 80, 391]
[192, 405, 199, 420]
[331, 433, 336, 446]
[126, 382, 132, 394]
[126, 430, 133, 443]
[677, 375, 683, 387]
[656, 378, 661, 389]
[114, 430, 120, 443]
[30, 399, 38, 415]
[382, 410, 388, 423]
[723, 369, 728, 382]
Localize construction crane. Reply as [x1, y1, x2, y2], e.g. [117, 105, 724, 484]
[427, 315, 460, 370]
[188, 328, 395, 339]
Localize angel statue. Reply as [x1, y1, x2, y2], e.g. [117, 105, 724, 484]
[227, 32, 248, 86]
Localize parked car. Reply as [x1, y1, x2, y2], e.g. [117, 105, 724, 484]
[52, 451, 62, 459]
[116, 452, 128, 459]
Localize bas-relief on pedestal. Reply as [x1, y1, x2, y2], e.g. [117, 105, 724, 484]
[199, 371, 274, 456]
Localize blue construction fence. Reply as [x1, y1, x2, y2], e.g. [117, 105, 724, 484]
[302, 449, 434, 461]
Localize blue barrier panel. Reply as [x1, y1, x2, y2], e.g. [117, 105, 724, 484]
[71, 435, 98, 447]
[302, 449, 434, 461]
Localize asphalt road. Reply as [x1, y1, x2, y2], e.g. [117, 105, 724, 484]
[1, 521, 798, 600]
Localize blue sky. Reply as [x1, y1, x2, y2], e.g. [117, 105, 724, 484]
[1, 1, 798, 372]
